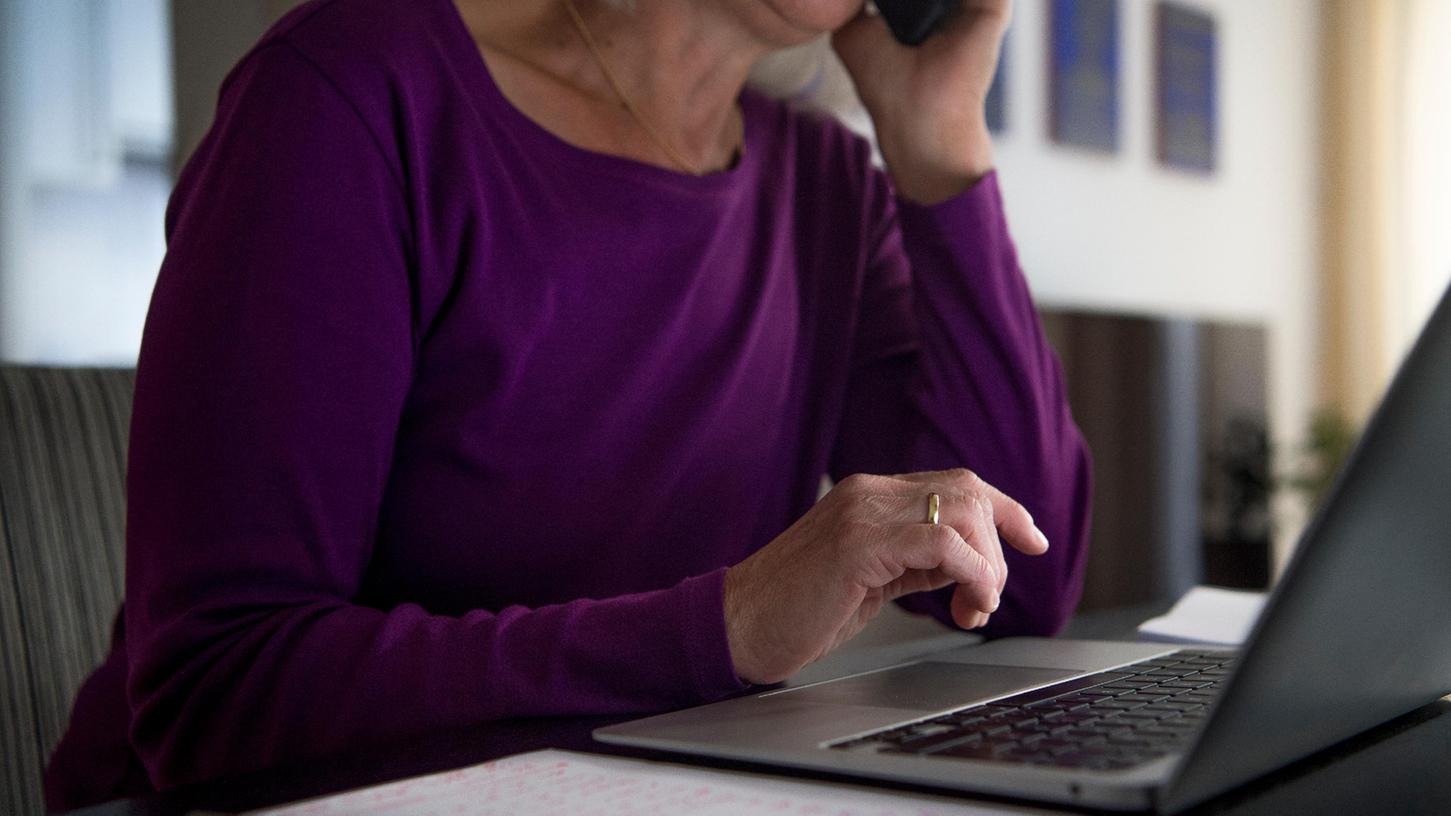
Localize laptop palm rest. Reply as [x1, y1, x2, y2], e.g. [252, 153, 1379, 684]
[766, 662, 1078, 711]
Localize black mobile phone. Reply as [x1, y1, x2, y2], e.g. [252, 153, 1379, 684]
[874, 0, 958, 46]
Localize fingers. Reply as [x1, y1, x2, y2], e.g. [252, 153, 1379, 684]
[951, 586, 992, 630]
[883, 523, 998, 614]
[829, 469, 1047, 625]
[860, 492, 1007, 593]
[892, 469, 1050, 556]
[960, 493, 1007, 596]
[934, 487, 1004, 598]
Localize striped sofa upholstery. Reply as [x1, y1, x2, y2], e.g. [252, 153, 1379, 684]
[0, 366, 134, 816]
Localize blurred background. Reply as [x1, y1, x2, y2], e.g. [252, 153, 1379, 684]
[1, 0, 1448, 610]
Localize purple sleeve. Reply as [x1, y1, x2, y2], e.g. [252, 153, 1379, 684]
[828, 171, 1092, 637]
[124, 43, 743, 790]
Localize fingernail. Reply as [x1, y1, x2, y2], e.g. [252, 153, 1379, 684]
[990, 591, 1000, 612]
[1035, 529, 1050, 551]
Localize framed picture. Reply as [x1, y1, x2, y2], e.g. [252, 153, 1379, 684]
[1048, 0, 1121, 153]
[1155, 2, 1218, 173]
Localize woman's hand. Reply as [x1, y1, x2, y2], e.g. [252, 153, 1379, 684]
[723, 468, 1049, 684]
[831, 1, 1012, 204]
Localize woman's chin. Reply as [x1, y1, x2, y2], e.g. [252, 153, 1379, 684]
[747, 0, 863, 45]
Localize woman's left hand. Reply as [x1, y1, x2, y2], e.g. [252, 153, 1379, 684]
[832, 1, 1011, 204]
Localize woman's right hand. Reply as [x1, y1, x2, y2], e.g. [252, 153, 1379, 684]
[723, 469, 1050, 684]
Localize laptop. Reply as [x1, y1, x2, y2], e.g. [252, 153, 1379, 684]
[596, 283, 1451, 813]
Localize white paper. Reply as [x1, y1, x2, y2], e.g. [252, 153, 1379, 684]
[1137, 585, 1267, 646]
[246, 749, 1059, 816]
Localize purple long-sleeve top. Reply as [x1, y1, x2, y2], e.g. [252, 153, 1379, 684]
[45, 0, 1091, 807]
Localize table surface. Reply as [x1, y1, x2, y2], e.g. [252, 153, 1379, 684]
[65, 603, 1451, 816]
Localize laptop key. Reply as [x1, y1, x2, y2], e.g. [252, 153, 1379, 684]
[1160, 718, 1201, 731]
[1049, 747, 1098, 760]
[1136, 728, 1187, 741]
[1160, 679, 1212, 689]
[986, 672, 1135, 708]
[893, 731, 981, 754]
[1001, 747, 1056, 761]
[937, 713, 986, 727]
[1106, 736, 1155, 748]
[1150, 700, 1205, 710]
[907, 723, 956, 736]
[933, 741, 1001, 760]
[1017, 723, 1056, 735]
[1050, 719, 1100, 735]
[1116, 692, 1173, 703]
[1113, 711, 1164, 721]
[1029, 699, 1088, 712]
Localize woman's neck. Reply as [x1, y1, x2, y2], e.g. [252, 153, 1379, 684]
[456, 0, 773, 174]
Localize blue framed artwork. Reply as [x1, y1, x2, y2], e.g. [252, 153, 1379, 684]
[1156, 2, 1218, 173]
[985, 36, 1008, 134]
[1049, 0, 1121, 153]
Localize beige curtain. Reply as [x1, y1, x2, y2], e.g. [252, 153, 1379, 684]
[1319, 0, 1451, 423]
[1317, 0, 1404, 425]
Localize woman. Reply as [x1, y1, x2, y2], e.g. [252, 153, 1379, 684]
[46, 0, 1092, 807]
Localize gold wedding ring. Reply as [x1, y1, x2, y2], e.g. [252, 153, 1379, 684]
[927, 492, 941, 525]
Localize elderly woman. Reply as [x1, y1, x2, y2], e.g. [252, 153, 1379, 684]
[46, 0, 1092, 807]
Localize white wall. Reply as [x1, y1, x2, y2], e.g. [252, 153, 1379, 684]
[992, 0, 1321, 568]
[0, 3, 23, 354]
[0, 0, 173, 365]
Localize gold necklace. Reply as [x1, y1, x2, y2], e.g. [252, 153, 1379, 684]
[563, 0, 735, 176]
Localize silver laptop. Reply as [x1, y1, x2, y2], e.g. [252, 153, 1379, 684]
[597, 282, 1451, 813]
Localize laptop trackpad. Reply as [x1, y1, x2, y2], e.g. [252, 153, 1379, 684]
[775, 662, 1077, 712]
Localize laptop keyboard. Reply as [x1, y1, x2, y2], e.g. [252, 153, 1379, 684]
[829, 650, 1236, 771]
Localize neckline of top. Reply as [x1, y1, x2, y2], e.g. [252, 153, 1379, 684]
[434, 0, 765, 197]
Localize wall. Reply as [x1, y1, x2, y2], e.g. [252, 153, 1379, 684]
[0, 0, 173, 365]
[0, 0, 308, 363]
[0, 4, 21, 353]
[992, 0, 1321, 569]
